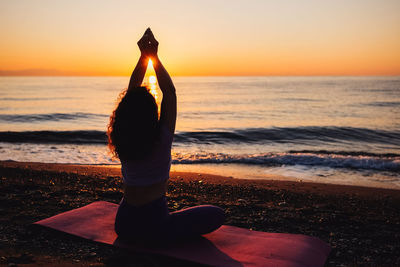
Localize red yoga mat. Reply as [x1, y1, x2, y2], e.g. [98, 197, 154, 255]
[35, 201, 331, 267]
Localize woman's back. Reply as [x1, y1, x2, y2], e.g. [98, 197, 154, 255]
[121, 123, 173, 187]
[122, 123, 173, 206]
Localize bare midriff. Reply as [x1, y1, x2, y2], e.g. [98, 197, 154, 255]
[123, 179, 168, 206]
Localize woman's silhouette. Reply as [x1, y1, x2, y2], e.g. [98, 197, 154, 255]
[108, 28, 225, 243]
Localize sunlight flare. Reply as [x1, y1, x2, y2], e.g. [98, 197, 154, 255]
[149, 75, 157, 84]
[148, 58, 154, 69]
[143, 59, 160, 114]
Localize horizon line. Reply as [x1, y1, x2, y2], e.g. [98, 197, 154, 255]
[1, 69, 399, 77]
[0, 74, 399, 78]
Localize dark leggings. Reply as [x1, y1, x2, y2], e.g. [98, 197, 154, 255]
[115, 196, 225, 244]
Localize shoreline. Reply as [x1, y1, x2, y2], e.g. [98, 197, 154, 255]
[3, 160, 400, 195]
[1, 160, 399, 266]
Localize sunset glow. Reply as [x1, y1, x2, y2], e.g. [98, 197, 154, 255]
[145, 59, 156, 78]
[144, 59, 159, 105]
[149, 75, 157, 84]
[148, 59, 154, 71]
[0, 0, 399, 76]
[144, 59, 157, 85]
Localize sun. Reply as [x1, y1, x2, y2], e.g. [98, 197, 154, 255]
[148, 58, 154, 68]
[149, 75, 157, 84]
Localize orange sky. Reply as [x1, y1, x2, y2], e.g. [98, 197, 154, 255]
[1, 0, 399, 76]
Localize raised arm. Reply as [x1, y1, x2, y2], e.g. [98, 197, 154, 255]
[153, 56, 177, 134]
[127, 55, 147, 91]
[127, 29, 152, 91]
[146, 30, 177, 134]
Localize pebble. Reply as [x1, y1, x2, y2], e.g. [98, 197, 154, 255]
[237, 199, 247, 204]
[278, 201, 287, 206]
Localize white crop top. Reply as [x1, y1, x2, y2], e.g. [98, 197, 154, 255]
[121, 124, 174, 186]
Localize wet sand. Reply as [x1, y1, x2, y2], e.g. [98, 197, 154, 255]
[1, 161, 399, 266]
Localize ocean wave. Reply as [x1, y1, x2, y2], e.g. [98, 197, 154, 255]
[363, 101, 400, 107]
[172, 152, 400, 172]
[278, 97, 323, 102]
[0, 130, 106, 144]
[0, 112, 107, 123]
[288, 150, 400, 158]
[0, 126, 399, 145]
[174, 127, 400, 145]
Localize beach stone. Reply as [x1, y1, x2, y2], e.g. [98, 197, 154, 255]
[237, 199, 247, 205]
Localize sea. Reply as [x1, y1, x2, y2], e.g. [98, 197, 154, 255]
[0, 76, 399, 189]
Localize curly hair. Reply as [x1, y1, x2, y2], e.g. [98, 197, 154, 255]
[107, 87, 159, 161]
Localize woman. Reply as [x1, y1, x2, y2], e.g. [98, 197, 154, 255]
[108, 28, 225, 244]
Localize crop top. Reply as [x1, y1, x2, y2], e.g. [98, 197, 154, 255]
[121, 124, 174, 186]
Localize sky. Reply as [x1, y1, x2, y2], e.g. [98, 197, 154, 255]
[1, 0, 399, 76]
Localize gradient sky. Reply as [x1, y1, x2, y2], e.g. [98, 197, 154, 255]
[1, 0, 399, 76]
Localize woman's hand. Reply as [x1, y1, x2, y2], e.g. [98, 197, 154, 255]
[137, 28, 159, 58]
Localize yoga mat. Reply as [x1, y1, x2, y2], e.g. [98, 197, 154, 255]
[35, 201, 331, 267]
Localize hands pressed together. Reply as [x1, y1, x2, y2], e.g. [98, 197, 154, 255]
[137, 28, 159, 58]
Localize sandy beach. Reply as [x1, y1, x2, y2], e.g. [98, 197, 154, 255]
[0, 160, 399, 266]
